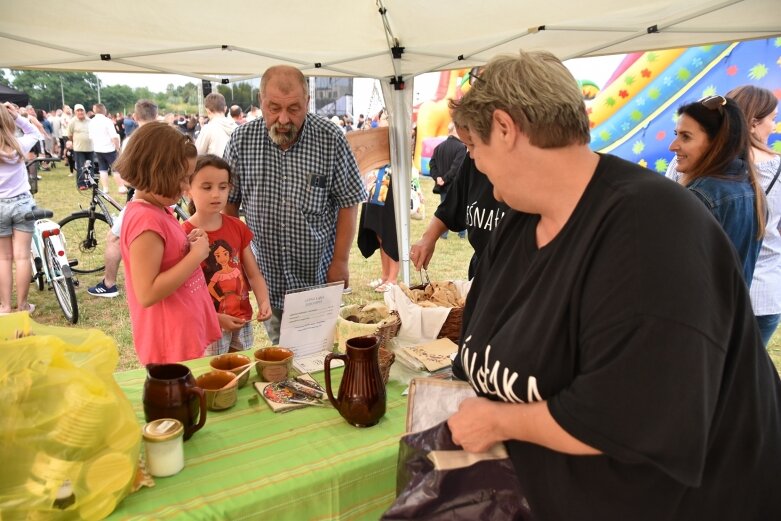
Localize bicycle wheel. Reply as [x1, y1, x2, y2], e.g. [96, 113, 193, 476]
[44, 238, 79, 324]
[58, 211, 111, 274]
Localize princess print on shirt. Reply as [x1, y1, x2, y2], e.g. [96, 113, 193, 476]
[204, 239, 245, 316]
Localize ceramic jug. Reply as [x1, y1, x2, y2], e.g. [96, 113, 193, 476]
[324, 335, 386, 427]
[143, 363, 206, 441]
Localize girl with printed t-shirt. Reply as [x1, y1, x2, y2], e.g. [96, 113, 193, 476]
[116, 123, 221, 365]
[183, 154, 271, 355]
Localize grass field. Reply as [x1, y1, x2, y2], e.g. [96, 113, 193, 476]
[25, 163, 781, 374]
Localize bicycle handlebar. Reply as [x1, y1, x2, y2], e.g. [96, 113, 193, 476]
[24, 207, 54, 221]
[25, 158, 62, 166]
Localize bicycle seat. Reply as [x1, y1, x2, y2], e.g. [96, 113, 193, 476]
[24, 207, 54, 221]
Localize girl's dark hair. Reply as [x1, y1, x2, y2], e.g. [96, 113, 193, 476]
[678, 97, 766, 238]
[187, 154, 233, 215]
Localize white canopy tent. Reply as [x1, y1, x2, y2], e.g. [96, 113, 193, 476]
[2, 0, 778, 282]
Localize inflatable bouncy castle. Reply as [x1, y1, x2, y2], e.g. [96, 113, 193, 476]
[591, 37, 781, 170]
[413, 67, 473, 175]
[412, 37, 780, 176]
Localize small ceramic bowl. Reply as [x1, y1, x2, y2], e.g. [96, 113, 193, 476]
[210, 353, 252, 388]
[195, 370, 238, 411]
[254, 347, 294, 382]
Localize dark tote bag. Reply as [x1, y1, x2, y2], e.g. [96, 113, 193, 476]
[381, 421, 535, 521]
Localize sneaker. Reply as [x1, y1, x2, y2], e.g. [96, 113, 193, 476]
[88, 280, 118, 298]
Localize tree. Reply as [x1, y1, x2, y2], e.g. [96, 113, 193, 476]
[10, 70, 99, 111]
[100, 84, 135, 115]
[0, 69, 9, 87]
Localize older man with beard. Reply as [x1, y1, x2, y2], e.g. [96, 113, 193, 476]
[224, 65, 366, 343]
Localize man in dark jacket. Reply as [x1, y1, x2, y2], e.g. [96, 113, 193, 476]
[429, 123, 467, 238]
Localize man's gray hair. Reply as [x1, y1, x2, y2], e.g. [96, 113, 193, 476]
[260, 65, 308, 99]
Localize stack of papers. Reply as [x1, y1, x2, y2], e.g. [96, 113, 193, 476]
[395, 338, 457, 374]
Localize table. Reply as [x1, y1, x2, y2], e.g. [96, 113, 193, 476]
[107, 356, 409, 520]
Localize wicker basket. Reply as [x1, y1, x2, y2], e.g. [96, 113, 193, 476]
[375, 312, 399, 384]
[378, 346, 395, 385]
[437, 306, 463, 344]
[375, 311, 401, 349]
[410, 275, 464, 344]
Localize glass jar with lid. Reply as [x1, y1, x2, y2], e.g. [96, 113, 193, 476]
[142, 419, 184, 477]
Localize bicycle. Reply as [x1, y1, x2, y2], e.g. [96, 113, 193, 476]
[58, 160, 190, 274]
[27, 207, 79, 323]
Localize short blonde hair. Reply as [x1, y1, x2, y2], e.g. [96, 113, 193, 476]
[113, 122, 196, 198]
[450, 50, 590, 148]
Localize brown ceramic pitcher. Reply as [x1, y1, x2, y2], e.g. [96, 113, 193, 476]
[143, 363, 207, 441]
[324, 335, 386, 427]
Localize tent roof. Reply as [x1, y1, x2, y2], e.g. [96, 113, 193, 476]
[0, 83, 29, 105]
[1, 0, 779, 82]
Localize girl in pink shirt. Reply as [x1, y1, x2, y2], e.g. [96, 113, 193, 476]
[116, 122, 220, 364]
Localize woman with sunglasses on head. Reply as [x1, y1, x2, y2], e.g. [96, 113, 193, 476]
[726, 85, 781, 347]
[669, 95, 766, 286]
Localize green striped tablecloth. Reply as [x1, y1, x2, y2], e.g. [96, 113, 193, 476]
[107, 356, 408, 520]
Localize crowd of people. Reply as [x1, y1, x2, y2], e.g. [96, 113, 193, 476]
[3, 53, 780, 518]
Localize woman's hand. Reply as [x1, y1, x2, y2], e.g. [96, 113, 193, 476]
[3, 102, 18, 119]
[410, 236, 436, 271]
[447, 397, 506, 452]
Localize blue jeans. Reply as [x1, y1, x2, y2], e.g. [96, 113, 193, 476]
[756, 314, 780, 348]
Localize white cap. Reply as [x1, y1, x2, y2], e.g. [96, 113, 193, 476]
[74, 104, 85, 111]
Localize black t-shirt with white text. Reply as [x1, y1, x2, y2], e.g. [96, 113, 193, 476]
[434, 156, 508, 276]
[454, 153, 781, 520]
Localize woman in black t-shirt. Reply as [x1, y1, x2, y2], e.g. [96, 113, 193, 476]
[410, 148, 508, 279]
[446, 50, 781, 521]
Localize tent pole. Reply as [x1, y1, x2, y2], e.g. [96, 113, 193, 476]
[381, 77, 413, 286]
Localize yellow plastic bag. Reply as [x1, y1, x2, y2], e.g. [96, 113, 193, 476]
[0, 313, 141, 520]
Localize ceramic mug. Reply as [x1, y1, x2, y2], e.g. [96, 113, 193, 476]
[254, 347, 294, 382]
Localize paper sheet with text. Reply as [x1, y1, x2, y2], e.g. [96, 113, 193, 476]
[279, 283, 343, 358]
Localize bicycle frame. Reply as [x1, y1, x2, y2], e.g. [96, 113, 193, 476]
[81, 173, 124, 225]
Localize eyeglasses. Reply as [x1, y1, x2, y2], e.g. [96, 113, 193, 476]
[468, 69, 483, 86]
[700, 95, 727, 111]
